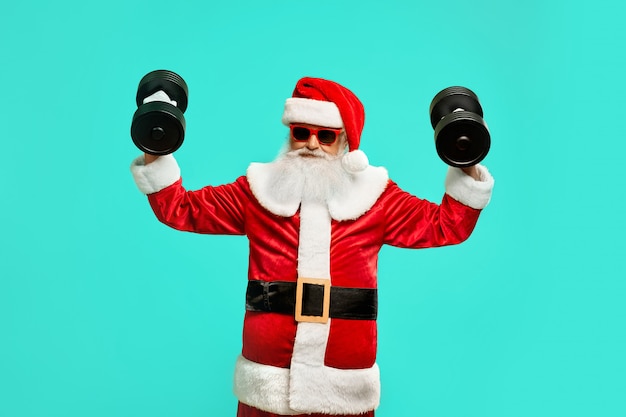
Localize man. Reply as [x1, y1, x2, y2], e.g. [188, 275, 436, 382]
[131, 77, 494, 416]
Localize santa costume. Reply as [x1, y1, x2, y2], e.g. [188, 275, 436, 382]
[131, 77, 494, 416]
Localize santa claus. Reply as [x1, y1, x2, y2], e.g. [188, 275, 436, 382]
[131, 77, 494, 416]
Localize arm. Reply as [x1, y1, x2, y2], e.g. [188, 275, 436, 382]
[382, 165, 494, 248]
[130, 154, 247, 235]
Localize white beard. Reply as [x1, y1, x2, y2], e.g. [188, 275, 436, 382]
[268, 146, 351, 204]
[247, 141, 389, 220]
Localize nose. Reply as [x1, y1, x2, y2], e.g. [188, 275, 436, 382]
[306, 134, 320, 150]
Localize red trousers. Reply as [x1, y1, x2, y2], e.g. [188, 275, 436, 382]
[237, 403, 375, 417]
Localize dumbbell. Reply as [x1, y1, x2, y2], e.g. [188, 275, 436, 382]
[429, 86, 490, 167]
[131, 70, 189, 155]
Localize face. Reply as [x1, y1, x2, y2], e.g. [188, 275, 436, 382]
[289, 123, 345, 156]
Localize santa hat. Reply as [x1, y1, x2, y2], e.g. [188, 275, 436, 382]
[282, 77, 369, 173]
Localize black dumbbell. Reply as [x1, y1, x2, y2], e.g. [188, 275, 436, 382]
[429, 86, 490, 168]
[131, 70, 189, 155]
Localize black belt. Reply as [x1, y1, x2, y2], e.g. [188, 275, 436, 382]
[246, 280, 378, 322]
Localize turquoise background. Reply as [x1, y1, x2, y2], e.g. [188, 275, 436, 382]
[2, 0, 625, 416]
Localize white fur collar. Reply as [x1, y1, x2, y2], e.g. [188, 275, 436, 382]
[246, 161, 389, 221]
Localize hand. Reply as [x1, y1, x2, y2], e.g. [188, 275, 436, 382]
[143, 90, 178, 107]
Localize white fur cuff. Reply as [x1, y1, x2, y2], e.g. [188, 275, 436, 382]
[444, 164, 494, 209]
[130, 154, 181, 194]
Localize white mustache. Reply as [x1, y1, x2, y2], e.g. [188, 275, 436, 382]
[286, 147, 335, 160]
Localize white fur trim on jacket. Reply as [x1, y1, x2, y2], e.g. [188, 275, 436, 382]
[282, 98, 343, 128]
[236, 171, 383, 414]
[327, 165, 388, 220]
[246, 162, 389, 221]
[233, 355, 380, 415]
[444, 164, 494, 209]
[130, 154, 181, 195]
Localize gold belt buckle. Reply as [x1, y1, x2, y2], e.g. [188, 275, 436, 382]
[295, 277, 331, 324]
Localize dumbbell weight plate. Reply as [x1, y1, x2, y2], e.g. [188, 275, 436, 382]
[131, 102, 186, 155]
[429, 86, 483, 129]
[434, 111, 490, 168]
[136, 70, 188, 113]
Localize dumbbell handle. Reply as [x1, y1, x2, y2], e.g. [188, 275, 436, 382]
[141, 90, 175, 164]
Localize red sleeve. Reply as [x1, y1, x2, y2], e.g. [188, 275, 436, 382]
[381, 181, 481, 249]
[147, 176, 249, 235]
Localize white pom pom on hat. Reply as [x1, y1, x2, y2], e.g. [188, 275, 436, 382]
[341, 149, 369, 173]
[282, 77, 369, 173]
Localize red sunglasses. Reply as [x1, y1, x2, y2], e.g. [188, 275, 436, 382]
[290, 124, 343, 145]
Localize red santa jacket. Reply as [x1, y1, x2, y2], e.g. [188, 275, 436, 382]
[131, 154, 494, 415]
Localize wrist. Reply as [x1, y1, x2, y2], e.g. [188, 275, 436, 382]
[461, 165, 480, 180]
[144, 153, 160, 165]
